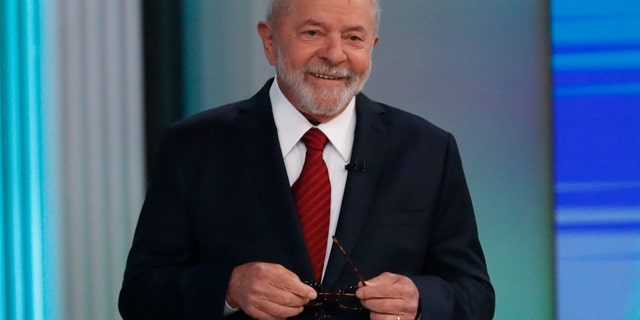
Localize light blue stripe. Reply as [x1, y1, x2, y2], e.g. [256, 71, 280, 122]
[552, 0, 640, 17]
[553, 17, 640, 45]
[25, 0, 45, 318]
[555, 83, 640, 96]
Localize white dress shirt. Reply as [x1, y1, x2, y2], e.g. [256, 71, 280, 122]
[270, 77, 356, 280]
[224, 79, 356, 314]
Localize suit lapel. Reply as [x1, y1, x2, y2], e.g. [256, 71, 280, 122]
[235, 84, 391, 286]
[236, 80, 315, 281]
[323, 94, 390, 289]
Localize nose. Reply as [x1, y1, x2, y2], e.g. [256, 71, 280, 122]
[317, 35, 347, 65]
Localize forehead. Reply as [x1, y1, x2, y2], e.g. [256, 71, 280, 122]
[282, 0, 377, 31]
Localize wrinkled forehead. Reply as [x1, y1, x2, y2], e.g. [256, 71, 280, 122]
[266, 0, 380, 31]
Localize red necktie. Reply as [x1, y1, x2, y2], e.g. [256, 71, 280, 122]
[292, 128, 331, 281]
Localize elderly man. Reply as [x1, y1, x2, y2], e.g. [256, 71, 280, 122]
[119, 0, 495, 319]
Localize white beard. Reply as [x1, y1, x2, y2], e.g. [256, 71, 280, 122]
[275, 48, 371, 117]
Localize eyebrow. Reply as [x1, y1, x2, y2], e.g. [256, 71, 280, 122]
[298, 19, 369, 35]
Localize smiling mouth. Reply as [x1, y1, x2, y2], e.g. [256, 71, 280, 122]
[311, 73, 345, 80]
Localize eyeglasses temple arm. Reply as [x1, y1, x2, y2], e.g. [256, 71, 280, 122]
[332, 236, 367, 285]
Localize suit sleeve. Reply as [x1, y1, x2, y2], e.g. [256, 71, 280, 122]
[410, 133, 495, 320]
[118, 127, 232, 319]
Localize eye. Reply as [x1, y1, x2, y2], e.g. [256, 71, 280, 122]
[304, 30, 318, 37]
[347, 34, 363, 42]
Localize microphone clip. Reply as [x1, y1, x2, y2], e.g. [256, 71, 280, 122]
[345, 158, 366, 173]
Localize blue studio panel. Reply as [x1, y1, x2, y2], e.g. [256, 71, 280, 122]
[553, 1, 640, 319]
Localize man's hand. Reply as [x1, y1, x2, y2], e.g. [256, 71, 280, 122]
[226, 262, 317, 320]
[356, 272, 419, 320]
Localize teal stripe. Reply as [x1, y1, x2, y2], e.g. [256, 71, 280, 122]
[1, 0, 49, 319]
[3, 1, 26, 319]
[0, 0, 7, 314]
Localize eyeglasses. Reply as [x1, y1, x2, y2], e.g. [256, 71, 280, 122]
[303, 281, 362, 310]
[304, 236, 366, 311]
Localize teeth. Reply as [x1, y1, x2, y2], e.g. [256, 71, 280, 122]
[314, 73, 340, 80]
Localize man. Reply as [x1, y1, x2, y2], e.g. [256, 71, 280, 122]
[119, 0, 495, 319]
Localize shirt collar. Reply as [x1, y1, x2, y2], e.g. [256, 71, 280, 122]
[270, 76, 356, 162]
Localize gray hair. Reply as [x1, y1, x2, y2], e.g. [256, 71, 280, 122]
[266, 0, 380, 31]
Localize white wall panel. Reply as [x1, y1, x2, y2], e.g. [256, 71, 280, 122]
[53, 1, 144, 319]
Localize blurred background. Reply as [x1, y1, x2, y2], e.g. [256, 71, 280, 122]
[552, 0, 640, 319]
[1, 0, 638, 319]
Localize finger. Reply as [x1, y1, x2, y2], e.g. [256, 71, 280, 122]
[232, 264, 308, 320]
[243, 262, 316, 299]
[267, 269, 317, 300]
[355, 273, 419, 317]
[363, 272, 399, 287]
[267, 284, 315, 307]
[245, 262, 317, 300]
[359, 290, 419, 315]
[357, 273, 417, 299]
[227, 263, 312, 311]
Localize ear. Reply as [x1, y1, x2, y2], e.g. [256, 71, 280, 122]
[372, 34, 379, 47]
[257, 21, 278, 66]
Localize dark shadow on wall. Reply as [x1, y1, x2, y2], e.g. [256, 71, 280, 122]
[142, 0, 186, 179]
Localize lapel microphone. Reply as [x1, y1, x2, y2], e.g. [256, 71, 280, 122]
[344, 158, 366, 173]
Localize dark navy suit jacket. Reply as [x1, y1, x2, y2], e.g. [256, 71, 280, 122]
[119, 79, 495, 319]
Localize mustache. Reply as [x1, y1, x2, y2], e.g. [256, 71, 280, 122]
[302, 63, 355, 79]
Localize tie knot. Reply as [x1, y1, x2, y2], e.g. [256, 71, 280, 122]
[301, 128, 328, 151]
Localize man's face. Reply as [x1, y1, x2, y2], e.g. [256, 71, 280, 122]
[259, 0, 379, 123]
